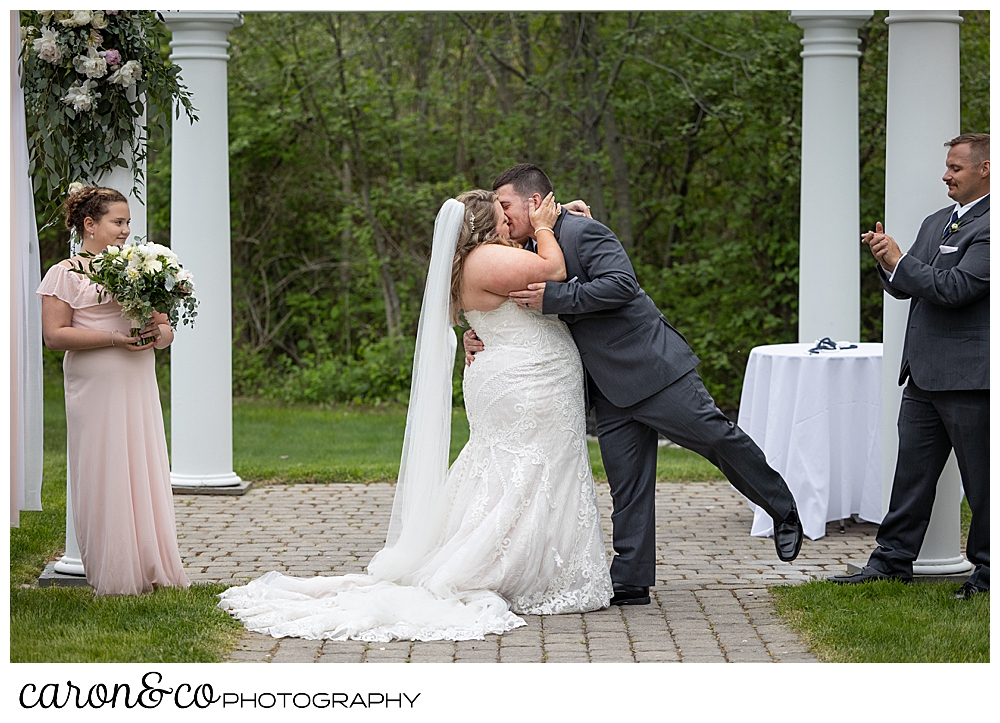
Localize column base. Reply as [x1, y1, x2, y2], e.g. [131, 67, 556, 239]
[170, 471, 243, 488]
[40, 562, 91, 587]
[913, 555, 974, 576]
[53, 555, 86, 577]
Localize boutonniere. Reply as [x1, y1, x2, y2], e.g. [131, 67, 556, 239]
[941, 217, 968, 240]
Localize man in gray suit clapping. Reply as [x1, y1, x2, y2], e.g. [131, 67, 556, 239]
[831, 134, 990, 599]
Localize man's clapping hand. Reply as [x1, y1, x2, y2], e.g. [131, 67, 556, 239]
[862, 221, 903, 272]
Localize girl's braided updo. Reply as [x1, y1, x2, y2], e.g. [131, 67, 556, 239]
[62, 185, 128, 239]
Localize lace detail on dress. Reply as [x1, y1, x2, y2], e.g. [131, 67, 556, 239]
[219, 300, 611, 640]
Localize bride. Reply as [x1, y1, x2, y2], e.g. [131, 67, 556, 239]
[218, 191, 612, 641]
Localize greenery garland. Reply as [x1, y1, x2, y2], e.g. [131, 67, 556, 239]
[19, 11, 196, 218]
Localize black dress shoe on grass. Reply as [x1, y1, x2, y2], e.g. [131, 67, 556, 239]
[610, 584, 650, 606]
[773, 507, 803, 562]
[828, 566, 911, 585]
[955, 581, 987, 600]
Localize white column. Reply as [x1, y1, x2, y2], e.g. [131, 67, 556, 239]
[163, 11, 243, 487]
[883, 10, 970, 575]
[790, 10, 872, 343]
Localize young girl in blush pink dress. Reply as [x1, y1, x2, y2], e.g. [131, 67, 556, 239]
[36, 185, 189, 595]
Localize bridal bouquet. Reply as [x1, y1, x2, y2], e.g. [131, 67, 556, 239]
[71, 242, 199, 332]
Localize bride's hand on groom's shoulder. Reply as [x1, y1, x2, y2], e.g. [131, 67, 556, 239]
[563, 200, 592, 218]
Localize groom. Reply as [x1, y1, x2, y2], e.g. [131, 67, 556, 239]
[466, 163, 802, 605]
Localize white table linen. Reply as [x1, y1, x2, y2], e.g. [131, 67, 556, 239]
[737, 343, 885, 540]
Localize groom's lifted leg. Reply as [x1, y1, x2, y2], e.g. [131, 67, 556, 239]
[635, 370, 802, 562]
[597, 369, 802, 592]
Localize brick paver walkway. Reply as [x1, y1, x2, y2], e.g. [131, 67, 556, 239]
[174, 480, 879, 663]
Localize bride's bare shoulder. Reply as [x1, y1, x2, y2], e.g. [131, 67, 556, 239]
[465, 242, 527, 269]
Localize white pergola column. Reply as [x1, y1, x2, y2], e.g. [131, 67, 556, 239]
[790, 10, 871, 343]
[163, 11, 243, 488]
[883, 10, 970, 575]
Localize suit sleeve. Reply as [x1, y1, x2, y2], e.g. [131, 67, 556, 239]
[877, 264, 911, 300]
[542, 222, 640, 314]
[886, 231, 990, 308]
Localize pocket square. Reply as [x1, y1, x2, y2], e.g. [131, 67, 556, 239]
[567, 276, 579, 283]
[939, 245, 959, 254]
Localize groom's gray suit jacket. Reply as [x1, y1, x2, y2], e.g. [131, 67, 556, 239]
[542, 210, 699, 407]
[878, 196, 990, 391]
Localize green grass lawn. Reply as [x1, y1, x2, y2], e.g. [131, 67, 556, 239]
[772, 576, 989, 663]
[222, 399, 724, 483]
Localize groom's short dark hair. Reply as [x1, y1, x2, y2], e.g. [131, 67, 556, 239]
[493, 164, 553, 198]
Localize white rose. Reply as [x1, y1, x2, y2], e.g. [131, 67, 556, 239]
[90, 11, 108, 29]
[108, 59, 142, 87]
[32, 27, 63, 64]
[60, 10, 92, 27]
[146, 243, 180, 265]
[61, 79, 100, 112]
[105, 245, 120, 255]
[68, 181, 86, 195]
[141, 257, 163, 273]
[73, 46, 107, 80]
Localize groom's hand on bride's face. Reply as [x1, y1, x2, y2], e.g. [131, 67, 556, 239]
[463, 328, 484, 366]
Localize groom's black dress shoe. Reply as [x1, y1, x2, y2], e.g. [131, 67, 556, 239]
[954, 581, 988, 600]
[828, 566, 911, 585]
[773, 507, 803, 562]
[610, 584, 650, 606]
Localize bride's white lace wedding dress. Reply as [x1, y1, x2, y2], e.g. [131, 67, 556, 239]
[218, 300, 612, 641]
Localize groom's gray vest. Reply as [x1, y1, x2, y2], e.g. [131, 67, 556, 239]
[542, 210, 700, 408]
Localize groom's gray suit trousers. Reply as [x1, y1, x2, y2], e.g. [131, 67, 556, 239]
[593, 369, 795, 588]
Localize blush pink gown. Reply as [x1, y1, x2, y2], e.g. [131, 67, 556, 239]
[37, 263, 189, 596]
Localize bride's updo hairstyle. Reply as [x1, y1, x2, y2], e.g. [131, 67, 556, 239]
[63, 185, 128, 238]
[451, 189, 517, 321]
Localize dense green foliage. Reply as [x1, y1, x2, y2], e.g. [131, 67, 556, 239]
[37, 11, 989, 409]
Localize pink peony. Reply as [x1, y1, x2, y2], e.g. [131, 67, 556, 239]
[103, 48, 121, 66]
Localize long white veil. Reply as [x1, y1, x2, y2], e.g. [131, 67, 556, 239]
[366, 198, 464, 582]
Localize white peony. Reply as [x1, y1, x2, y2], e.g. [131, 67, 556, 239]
[73, 46, 108, 79]
[32, 27, 63, 64]
[108, 59, 142, 87]
[175, 268, 194, 283]
[61, 79, 100, 112]
[59, 10, 92, 27]
[140, 256, 163, 273]
[90, 11, 108, 29]
[146, 243, 179, 264]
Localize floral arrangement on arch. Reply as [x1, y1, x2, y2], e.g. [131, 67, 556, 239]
[19, 11, 196, 214]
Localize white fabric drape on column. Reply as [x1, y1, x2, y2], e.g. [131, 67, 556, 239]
[10, 11, 45, 526]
